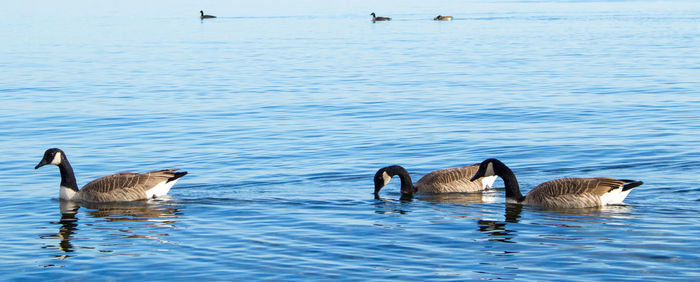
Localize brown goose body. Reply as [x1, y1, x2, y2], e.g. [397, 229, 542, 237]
[521, 177, 634, 208]
[35, 148, 187, 203]
[371, 13, 391, 22]
[77, 169, 185, 202]
[374, 164, 496, 199]
[434, 15, 453, 21]
[414, 164, 494, 193]
[470, 158, 643, 209]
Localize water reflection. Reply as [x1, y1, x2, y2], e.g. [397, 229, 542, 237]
[420, 191, 499, 204]
[373, 197, 412, 215]
[374, 190, 498, 207]
[41, 200, 181, 262]
[477, 204, 522, 244]
[40, 201, 80, 259]
[374, 193, 415, 202]
[538, 204, 633, 218]
[81, 201, 180, 225]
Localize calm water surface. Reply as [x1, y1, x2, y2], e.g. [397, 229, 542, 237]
[1, 0, 699, 280]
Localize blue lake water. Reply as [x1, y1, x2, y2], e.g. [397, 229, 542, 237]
[1, 0, 699, 279]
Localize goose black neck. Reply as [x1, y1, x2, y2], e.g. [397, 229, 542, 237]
[57, 158, 79, 191]
[387, 166, 415, 196]
[493, 161, 524, 202]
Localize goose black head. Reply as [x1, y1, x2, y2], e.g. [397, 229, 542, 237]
[470, 158, 503, 182]
[35, 148, 65, 169]
[373, 166, 393, 194]
[373, 165, 414, 196]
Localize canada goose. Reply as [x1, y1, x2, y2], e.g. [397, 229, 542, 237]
[200, 10, 216, 19]
[374, 164, 497, 199]
[35, 148, 187, 203]
[470, 158, 643, 208]
[371, 12, 391, 22]
[434, 15, 453, 21]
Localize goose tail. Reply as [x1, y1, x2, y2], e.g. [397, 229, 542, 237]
[168, 171, 188, 183]
[620, 179, 643, 191]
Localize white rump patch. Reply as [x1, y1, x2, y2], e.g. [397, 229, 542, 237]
[382, 171, 392, 186]
[50, 152, 63, 165]
[145, 179, 178, 199]
[600, 185, 631, 205]
[59, 186, 78, 201]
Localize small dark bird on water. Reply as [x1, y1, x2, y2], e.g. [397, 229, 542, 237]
[434, 15, 453, 21]
[200, 10, 216, 19]
[371, 12, 391, 22]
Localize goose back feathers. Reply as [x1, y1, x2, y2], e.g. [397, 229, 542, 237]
[414, 164, 495, 193]
[78, 169, 186, 202]
[524, 177, 641, 208]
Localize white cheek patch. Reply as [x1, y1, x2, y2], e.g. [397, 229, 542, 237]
[485, 162, 495, 177]
[382, 171, 392, 186]
[50, 152, 63, 165]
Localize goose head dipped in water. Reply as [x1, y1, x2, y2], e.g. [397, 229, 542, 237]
[374, 163, 497, 199]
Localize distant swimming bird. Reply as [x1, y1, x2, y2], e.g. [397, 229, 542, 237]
[434, 15, 453, 21]
[470, 158, 643, 208]
[371, 12, 391, 22]
[35, 148, 187, 202]
[374, 164, 497, 199]
[200, 10, 216, 19]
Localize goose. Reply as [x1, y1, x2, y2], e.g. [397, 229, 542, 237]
[200, 10, 216, 19]
[374, 164, 497, 199]
[34, 148, 187, 203]
[434, 15, 453, 21]
[371, 12, 391, 22]
[469, 158, 643, 208]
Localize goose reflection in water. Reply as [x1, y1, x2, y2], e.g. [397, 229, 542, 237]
[477, 204, 523, 244]
[419, 190, 499, 204]
[42, 200, 180, 260]
[476, 203, 632, 248]
[374, 190, 499, 204]
[41, 201, 80, 260]
[373, 190, 499, 215]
